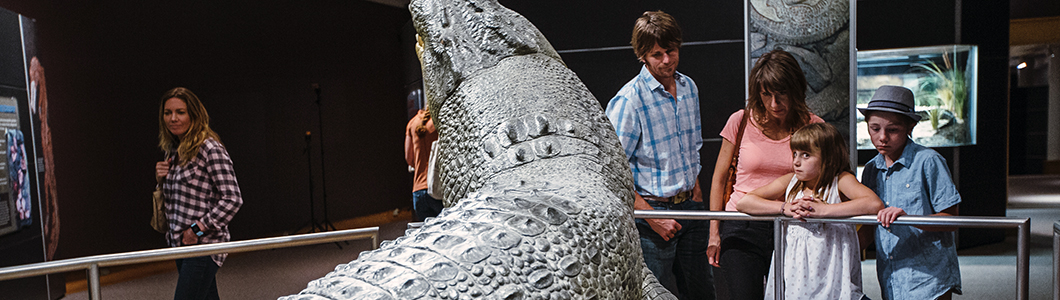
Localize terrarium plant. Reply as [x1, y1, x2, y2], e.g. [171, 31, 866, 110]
[913, 51, 969, 125]
[913, 88, 944, 130]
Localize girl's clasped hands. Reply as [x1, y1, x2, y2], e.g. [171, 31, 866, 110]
[784, 195, 821, 220]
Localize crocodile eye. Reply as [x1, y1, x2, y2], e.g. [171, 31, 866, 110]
[440, 7, 451, 28]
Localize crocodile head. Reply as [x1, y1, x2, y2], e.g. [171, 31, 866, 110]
[409, 0, 561, 114]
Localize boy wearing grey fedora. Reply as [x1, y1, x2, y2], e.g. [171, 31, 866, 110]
[859, 85, 962, 300]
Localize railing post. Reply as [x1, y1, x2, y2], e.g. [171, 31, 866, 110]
[88, 263, 101, 300]
[1053, 220, 1059, 300]
[774, 217, 784, 299]
[1016, 219, 1029, 300]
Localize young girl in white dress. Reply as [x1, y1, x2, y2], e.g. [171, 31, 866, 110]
[737, 123, 884, 300]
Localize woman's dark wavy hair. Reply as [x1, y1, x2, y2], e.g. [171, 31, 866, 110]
[747, 49, 813, 134]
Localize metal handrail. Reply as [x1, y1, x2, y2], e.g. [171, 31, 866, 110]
[0, 227, 379, 300]
[635, 210, 1031, 300]
[413, 211, 1030, 298]
[1054, 220, 1059, 300]
[35, 213, 1020, 300]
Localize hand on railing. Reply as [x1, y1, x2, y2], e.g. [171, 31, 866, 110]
[876, 207, 906, 227]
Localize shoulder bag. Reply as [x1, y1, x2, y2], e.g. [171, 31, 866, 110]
[151, 151, 169, 233]
[426, 140, 443, 200]
[151, 187, 166, 233]
[722, 110, 749, 208]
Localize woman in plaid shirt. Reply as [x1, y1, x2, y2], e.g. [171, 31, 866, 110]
[155, 87, 243, 300]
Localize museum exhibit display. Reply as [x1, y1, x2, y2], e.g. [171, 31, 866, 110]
[282, 0, 675, 299]
[0, 5, 64, 300]
[856, 44, 979, 149]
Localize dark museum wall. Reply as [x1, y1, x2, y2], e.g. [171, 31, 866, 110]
[857, 0, 1011, 248]
[0, 0, 1012, 271]
[0, 0, 413, 262]
[507, 0, 1011, 249]
[497, 0, 747, 205]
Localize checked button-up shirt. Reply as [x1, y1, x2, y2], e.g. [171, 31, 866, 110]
[162, 138, 243, 266]
[605, 65, 702, 198]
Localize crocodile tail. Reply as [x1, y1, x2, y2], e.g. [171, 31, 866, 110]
[641, 263, 679, 300]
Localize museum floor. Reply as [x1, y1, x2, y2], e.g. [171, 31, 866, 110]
[60, 175, 1060, 300]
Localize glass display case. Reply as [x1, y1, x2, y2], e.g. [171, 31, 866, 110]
[856, 45, 978, 149]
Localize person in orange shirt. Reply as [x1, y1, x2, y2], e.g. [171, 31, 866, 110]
[405, 108, 441, 221]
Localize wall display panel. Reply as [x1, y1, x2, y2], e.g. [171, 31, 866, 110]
[746, 0, 855, 165]
[0, 10, 28, 237]
[856, 45, 978, 149]
[0, 95, 28, 236]
[0, 6, 62, 300]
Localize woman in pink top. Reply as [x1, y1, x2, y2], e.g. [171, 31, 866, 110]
[707, 49, 823, 300]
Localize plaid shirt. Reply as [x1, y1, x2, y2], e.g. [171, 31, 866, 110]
[162, 138, 242, 266]
[606, 65, 702, 198]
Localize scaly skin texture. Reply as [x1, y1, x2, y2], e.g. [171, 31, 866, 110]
[280, 0, 676, 299]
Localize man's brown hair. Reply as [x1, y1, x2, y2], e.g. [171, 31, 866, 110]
[631, 11, 682, 60]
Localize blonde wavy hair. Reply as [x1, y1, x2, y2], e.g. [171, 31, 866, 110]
[157, 87, 221, 165]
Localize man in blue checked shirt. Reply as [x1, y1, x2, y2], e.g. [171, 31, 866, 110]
[605, 10, 714, 300]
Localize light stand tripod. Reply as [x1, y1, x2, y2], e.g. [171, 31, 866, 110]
[312, 84, 339, 234]
[296, 131, 324, 234]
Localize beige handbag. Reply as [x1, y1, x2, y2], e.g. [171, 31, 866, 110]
[151, 150, 170, 233]
[151, 187, 166, 233]
[426, 141, 443, 200]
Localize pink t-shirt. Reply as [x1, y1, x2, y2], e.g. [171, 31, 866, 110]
[719, 109, 823, 211]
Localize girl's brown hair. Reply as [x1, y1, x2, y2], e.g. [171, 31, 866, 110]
[747, 49, 813, 134]
[786, 122, 850, 203]
[157, 87, 222, 165]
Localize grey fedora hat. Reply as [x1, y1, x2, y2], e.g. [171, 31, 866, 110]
[858, 85, 921, 122]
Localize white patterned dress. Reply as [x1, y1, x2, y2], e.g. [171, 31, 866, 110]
[765, 176, 865, 300]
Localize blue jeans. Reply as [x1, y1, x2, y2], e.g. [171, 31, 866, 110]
[412, 189, 443, 221]
[174, 256, 220, 300]
[636, 199, 716, 300]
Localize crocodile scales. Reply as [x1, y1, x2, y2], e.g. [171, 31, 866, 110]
[280, 0, 677, 299]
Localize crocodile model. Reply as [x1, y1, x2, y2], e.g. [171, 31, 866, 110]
[280, 0, 675, 299]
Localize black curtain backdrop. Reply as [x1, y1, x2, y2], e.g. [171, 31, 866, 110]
[856, 0, 1010, 248]
[498, 0, 747, 207]
[0, 0, 1010, 273]
[0, 1, 413, 262]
